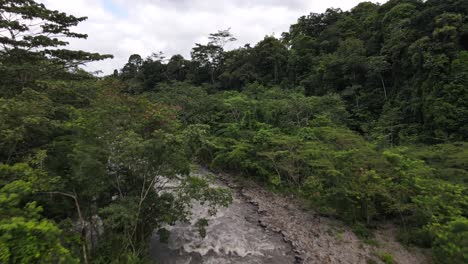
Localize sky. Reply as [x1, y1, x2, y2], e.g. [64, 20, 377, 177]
[38, 0, 386, 75]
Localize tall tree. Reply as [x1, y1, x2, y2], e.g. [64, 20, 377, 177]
[191, 28, 236, 84]
[0, 0, 112, 96]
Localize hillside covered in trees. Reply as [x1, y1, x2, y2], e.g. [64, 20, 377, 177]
[1, 0, 467, 263]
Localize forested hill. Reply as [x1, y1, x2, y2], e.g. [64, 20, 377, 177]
[119, 0, 468, 144]
[1, 0, 467, 263]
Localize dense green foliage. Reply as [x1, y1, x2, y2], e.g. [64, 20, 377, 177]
[115, 0, 468, 262]
[0, 0, 112, 97]
[148, 83, 467, 262]
[0, 1, 230, 263]
[1, 0, 467, 263]
[121, 0, 468, 144]
[0, 78, 231, 263]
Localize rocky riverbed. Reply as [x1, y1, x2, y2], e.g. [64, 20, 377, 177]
[235, 176, 429, 264]
[150, 169, 296, 264]
[150, 169, 429, 264]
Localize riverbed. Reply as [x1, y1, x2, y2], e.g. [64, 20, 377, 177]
[150, 169, 296, 264]
[150, 169, 429, 264]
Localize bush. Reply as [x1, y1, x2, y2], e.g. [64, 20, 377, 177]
[432, 218, 468, 264]
[377, 252, 395, 264]
[353, 223, 372, 239]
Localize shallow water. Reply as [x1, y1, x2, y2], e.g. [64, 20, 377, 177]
[150, 172, 295, 264]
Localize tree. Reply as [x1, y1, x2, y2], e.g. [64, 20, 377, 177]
[191, 28, 236, 84]
[252, 36, 289, 84]
[218, 46, 257, 90]
[367, 56, 390, 100]
[166, 54, 189, 81]
[432, 218, 468, 264]
[0, 0, 112, 96]
[120, 54, 143, 80]
[208, 28, 237, 49]
[139, 52, 167, 91]
[0, 162, 78, 264]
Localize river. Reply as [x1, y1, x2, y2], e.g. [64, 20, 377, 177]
[149, 169, 296, 264]
[150, 169, 429, 264]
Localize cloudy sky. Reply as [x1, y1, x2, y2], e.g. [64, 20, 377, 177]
[38, 0, 386, 74]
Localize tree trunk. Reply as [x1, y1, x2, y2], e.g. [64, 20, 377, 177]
[380, 74, 387, 100]
[210, 66, 215, 84]
[274, 59, 278, 84]
[41, 191, 89, 264]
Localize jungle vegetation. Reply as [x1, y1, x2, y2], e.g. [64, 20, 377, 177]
[1, 0, 467, 263]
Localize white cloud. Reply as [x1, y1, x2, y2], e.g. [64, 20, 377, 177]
[38, 0, 386, 74]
